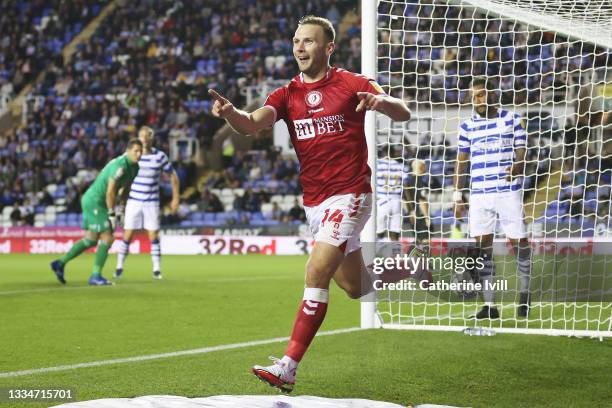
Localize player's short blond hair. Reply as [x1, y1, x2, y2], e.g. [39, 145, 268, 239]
[298, 15, 335, 43]
[139, 126, 154, 138]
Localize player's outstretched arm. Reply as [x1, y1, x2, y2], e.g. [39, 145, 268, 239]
[356, 92, 411, 122]
[209, 89, 275, 136]
[170, 171, 180, 213]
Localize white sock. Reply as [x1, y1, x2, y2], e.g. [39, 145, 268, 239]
[116, 240, 129, 269]
[151, 239, 161, 272]
[281, 355, 298, 371]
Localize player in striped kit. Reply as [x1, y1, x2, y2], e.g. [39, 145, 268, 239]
[376, 147, 407, 241]
[453, 76, 532, 319]
[115, 126, 180, 280]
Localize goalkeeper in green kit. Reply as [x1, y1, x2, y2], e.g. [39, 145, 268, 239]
[51, 139, 143, 286]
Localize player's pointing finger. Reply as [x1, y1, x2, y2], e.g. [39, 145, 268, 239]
[208, 89, 227, 103]
[356, 98, 367, 112]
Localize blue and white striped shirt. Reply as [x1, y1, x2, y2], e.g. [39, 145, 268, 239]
[458, 109, 527, 195]
[128, 148, 173, 202]
[376, 157, 407, 203]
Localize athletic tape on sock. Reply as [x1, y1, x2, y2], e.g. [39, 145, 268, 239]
[303, 287, 329, 303]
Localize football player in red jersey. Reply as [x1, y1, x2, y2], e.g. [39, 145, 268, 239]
[209, 15, 411, 393]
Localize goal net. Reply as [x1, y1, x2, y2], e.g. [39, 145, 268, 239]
[363, 0, 612, 337]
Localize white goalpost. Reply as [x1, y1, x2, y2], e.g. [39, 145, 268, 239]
[361, 0, 612, 337]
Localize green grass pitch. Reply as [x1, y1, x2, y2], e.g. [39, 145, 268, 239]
[1, 254, 611, 407]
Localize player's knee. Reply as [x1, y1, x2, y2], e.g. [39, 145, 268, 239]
[342, 285, 362, 299]
[99, 233, 113, 246]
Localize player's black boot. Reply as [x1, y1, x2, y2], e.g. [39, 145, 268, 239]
[474, 305, 500, 319]
[517, 292, 531, 318]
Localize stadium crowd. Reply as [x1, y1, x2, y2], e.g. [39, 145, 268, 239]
[0, 0, 609, 235]
[0, 0, 106, 100]
[377, 2, 607, 105]
[1, 0, 353, 227]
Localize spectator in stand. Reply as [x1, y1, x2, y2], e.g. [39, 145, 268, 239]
[238, 188, 261, 213]
[9, 206, 22, 226]
[288, 199, 306, 223]
[270, 202, 285, 221]
[197, 188, 223, 213]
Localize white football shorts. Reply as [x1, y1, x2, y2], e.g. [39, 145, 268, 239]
[468, 190, 526, 239]
[123, 199, 161, 231]
[376, 196, 402, 234]
[304, 193, 372, 254]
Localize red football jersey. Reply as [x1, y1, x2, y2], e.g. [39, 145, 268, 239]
[264, 67, 384, 206]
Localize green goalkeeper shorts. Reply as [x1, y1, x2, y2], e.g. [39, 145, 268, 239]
[81, 198, 111, 233]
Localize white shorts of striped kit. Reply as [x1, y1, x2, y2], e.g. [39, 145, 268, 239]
[468, 190, 526, 239]
[304, 193, 372, 255]
[123, 199, 160, 231]
[376, 197, 401, 234]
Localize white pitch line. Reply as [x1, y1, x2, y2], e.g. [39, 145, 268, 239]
[0, 327, 363, 378]
[0, 276, 295, 296]
[0, 283, 154, 296]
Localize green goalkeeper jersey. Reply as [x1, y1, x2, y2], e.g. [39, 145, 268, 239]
[82, 154, 140, 207]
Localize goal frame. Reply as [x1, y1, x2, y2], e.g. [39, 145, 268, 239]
[359, 0, 612, 338]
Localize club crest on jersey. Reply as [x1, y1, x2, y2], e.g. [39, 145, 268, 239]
[305, 91, 322, 108]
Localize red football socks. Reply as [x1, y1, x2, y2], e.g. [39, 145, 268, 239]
[285, 287, 329, 362]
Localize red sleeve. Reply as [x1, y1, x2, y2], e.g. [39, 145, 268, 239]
[359, 78, 385, 96]
[264, 86, 288, 122]
[344, 71, 386, 96]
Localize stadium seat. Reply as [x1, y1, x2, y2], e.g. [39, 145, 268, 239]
[44, 213, 56, 225]
[2, 206, 13, 218]
[203, 213, 217, 222]
[46, 184, 58, 195]
[261, 203, 273, 217]
[216, 213, 232, 223]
